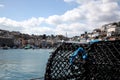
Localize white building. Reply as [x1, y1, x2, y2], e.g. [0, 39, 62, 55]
[91, 29, 101, 38]
[106, 22, 120, 37]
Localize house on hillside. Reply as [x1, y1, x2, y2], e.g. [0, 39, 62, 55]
[91, 29, 101, 38]
[105, 22, 120, 37]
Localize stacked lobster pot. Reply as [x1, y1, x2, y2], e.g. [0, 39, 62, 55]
[45, 40, 120, 80]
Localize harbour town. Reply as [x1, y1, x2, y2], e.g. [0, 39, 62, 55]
[0, 0, 120, 80]
[0, 21, 120, 49]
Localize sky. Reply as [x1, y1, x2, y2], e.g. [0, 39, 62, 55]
[0, 0, 120, 37]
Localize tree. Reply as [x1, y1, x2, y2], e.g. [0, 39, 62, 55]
[42, 34, 46, 39]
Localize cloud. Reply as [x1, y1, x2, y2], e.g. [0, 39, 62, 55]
[64, 0, 95, 4]
[45, 15, 62, 25]
[85, 0, 120, 25]
[0, 4, 4, 8]
[0, 17, 55, 35]
[55, 23, 90, 36]
[0, 0, 120, 37]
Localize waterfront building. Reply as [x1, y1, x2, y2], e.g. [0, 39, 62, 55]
[0, 37, 14, 47]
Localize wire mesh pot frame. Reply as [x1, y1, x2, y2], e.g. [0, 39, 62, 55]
[45, 40, 120, 80]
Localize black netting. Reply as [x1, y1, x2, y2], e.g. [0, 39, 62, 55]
[45, 41, 120, 80]
[87, 41, 120, 80]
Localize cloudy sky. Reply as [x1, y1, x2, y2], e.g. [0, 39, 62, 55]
[0, 0, 120, 37]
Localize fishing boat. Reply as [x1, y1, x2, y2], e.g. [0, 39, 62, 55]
[2, 45, 9, 50]
[24, 44, 31, 49]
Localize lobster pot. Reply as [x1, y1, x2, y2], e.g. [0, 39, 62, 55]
[87, 41, 120, 80]
[45, 41, 120, 80]
[45, 42, 88, 80]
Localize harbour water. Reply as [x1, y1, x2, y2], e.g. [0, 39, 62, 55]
[0, 49, 53, 80]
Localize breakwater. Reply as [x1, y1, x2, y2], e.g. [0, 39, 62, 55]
[45, 40, 120, 80]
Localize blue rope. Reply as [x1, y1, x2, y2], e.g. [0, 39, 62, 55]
[90, 40, 100, 44]
[70, 47, 87, 65]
